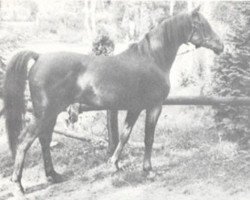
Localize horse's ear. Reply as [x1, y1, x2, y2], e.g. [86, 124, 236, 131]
[191, 5, 201, 21]
[191, 5, 201, 16]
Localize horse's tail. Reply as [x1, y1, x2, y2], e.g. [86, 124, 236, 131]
[3, 51, 39, 158]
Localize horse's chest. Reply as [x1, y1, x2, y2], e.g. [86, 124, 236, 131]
[139, 75, 169, 104]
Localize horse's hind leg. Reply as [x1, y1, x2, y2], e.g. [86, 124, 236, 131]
[110, 110, 141, 170]
[143, 105, 162, 172]
[39, 113, 63, 183]
[11, 116, 40, 198]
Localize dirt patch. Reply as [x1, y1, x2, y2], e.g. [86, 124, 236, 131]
[0, 129, 250, 200]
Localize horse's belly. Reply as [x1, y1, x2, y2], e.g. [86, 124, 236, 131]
[77, 83, 143, 110]
[83, 89, 165, 110]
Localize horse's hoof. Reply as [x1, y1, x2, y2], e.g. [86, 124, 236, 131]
[11, 182, 26, 200]
[107, 158, 120, 172]
[46, 172, 64, 183]
[143, 164, 152, 172]
[146, 170, 156, 180]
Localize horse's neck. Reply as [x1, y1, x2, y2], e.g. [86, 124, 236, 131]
[146, 15, 191, 74]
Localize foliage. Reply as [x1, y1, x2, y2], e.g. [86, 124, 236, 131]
[92, 35, 115, 56]
[211, 2, 250, 143]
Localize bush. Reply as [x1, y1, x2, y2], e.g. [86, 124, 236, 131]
[212, 2, 250, 144]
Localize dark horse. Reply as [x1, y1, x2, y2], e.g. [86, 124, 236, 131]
[4, 7, 223, 198]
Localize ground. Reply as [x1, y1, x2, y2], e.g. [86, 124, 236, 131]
[0, 107, 250, 200]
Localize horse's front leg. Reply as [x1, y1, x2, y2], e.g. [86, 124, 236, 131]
[107, 110, 119, 157]
[110, 110, 141, 170]
[143, 105, 162, 171]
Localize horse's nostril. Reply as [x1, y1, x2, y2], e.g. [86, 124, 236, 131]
[215, 39, 224, 53]
[222, 43, 224, 51]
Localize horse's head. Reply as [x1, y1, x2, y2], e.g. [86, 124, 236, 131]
[188, 6, 224, 55]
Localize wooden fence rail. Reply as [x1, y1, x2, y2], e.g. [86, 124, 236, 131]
[76, 96, 250, 112]
[1, 96, 250, 118]
[162, 96, 250, 106]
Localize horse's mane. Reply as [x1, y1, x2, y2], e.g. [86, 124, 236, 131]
[127, 12, 192, 68]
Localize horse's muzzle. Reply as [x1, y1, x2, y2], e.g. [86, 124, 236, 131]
[214, 42, 224, 55]
[210, 37, 224, 55]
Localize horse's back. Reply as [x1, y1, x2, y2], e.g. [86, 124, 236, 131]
[30, 52, 89, 75]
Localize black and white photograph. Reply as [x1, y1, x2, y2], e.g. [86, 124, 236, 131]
[0, 0, 249, 199]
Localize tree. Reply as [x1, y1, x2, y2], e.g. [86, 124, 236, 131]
[212, 2, 250, 144]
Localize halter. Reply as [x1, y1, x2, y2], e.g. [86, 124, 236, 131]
[188, 20, 210, 49]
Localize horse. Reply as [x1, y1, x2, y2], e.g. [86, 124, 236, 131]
[4, 7, 223, 198]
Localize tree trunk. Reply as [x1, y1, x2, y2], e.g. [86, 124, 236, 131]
[170, 0, 175, 16]
[90, 0, 97, 39]
[84, 0, 91, 38]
